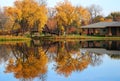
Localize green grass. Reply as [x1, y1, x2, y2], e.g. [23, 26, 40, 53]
[0, 36, 31, 46]
[0, 36, 31, 41]
[1, 35, 119, 42]
[39, 35, 120, 41]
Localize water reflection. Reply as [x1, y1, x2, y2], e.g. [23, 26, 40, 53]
[40, 40, 103, 77]
[0, 44, 12, 64]
[80, 40, 120, 50]
[0, 40, 120, 81]
[4, 43, 48, 81]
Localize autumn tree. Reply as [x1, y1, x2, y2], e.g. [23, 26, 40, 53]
[5, 0, 47, 35]
[104, 16, 113, 22]
[55, 0, 74, 35]
[75, 6, 90, 26]
[92, 15, 105, 23]
[107, 12, 120, 21]
[0, 8, 14, 35]
[0, 8, 9, 31]
[55, 0, 90, 35]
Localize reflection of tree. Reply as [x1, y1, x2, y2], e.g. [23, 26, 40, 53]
[55, 53, 91, 77]
[0, 44, 11, 64]
[39, 73, 47, 81]
[42, 41, 91, 77]
[41, 40, 103, 77]
[5, 43, 48, 81]
[89, 52, 102, 66]
[109, 54, 120, 60]
[4, 40, 104, 80]
[42, 41, 81, 62]
[54, 42, 91, 77]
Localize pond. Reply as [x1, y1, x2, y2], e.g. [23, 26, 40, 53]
[0, 40, 120, 81]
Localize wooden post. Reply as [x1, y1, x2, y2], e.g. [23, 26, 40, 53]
[88, 29, 90, 35]
[93, 28, 95, 35]
[108, 27, 112, 36]
[116, 27, 120, 36]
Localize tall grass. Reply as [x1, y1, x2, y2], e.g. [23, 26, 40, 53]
[0, 36, 31, 41]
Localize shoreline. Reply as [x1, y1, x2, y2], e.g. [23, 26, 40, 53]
[0, 35, 120, 41]
[38, 35, 120, 41]
[0, 36, 31, 41]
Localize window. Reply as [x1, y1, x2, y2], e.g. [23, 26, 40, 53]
[103, 29, 106, 32]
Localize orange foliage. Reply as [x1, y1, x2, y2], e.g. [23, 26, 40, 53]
[55, 0, 90, 34]
[104, 18, 113, 22]
[54, 42, 91, 77]
[48, 46, 57, 53]
[5, 0, 47, 32]
[5, 47, 48, 79]
[47, 19, 57, 30]
[68, 27, 77, 34]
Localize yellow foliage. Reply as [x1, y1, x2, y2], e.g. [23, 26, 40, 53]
[5, 47, 48, 79]
[75, 6, 91, 25]
[5, 0, 48, 32]
[9, 58, 14, 64]
[55, 0, 90, 33]
[104, 18, 113, 22]
[55, 0, 75, 27]
[100, 17, 105, 21]
[56, 51, 91, 77]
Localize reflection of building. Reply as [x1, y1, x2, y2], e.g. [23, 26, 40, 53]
[80, 48, 120, 55]
[80, 41, 120, 51]
[81, 22, 120, 36]
[80, 41, 120, 55]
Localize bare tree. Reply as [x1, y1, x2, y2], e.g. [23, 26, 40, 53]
[0, 45, 11, 64]
[37, 0, 47, 5]
[87, 4, 102, 23]
[0, 8, 8, 30]
[48, 8, 56, 19]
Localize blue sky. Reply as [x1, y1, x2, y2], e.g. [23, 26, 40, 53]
[0, 0, 120, 16]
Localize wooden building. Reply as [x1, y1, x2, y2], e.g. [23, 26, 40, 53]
[81, 22, 120, 36]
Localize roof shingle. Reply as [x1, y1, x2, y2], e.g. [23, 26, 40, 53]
[81, 22, 120, 28]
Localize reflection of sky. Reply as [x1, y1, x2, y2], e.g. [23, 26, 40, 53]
[0, 54, 120, 81]
[77, 55, 120, 81]
[0, 63, 17, 81]
[47, 55, 120, 81]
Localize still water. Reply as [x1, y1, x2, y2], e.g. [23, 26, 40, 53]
[0, 40, 120, 81]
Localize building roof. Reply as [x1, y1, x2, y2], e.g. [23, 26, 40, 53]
[81, 22, 120, 28]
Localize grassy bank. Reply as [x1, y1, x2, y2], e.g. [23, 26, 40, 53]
[0, 36, 31, 41]
[0, 35, 120, 41]
[39, 35, 120, 41]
